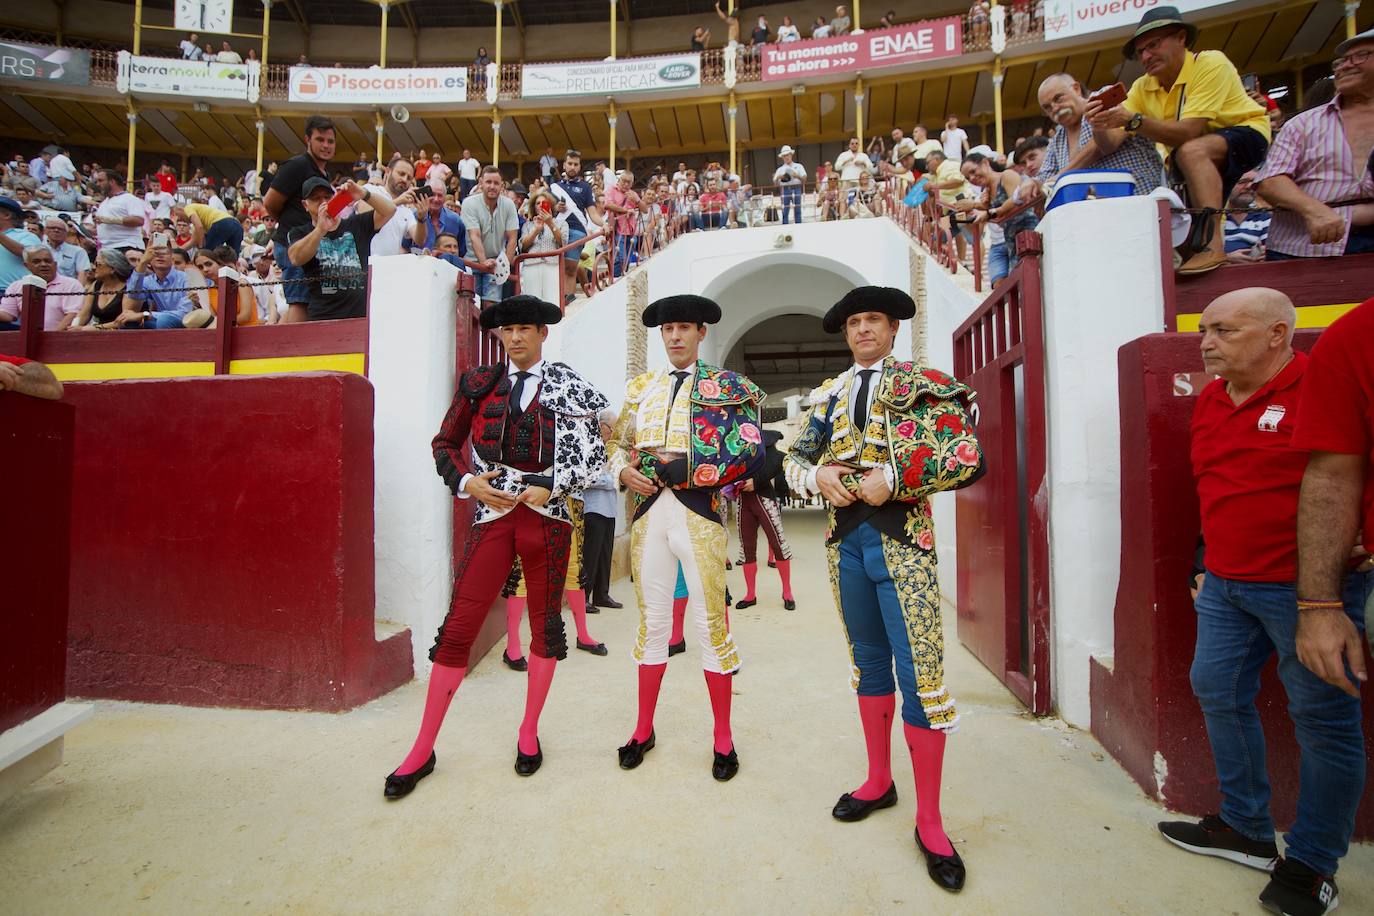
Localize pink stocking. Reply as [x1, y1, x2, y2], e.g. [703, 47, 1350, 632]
[395, 663, 465, 775]
[852, 694, 895, 800]
[776, 559, 794, 601]
[741, 562, 758, 601]
[633, 662, 667, 742]
[565, 589, 596, 644]
[905, 722, 954, 856]
[505, 596, 526, 661]
[704, 671, 734, 754]
[671, 596, 688, 644]
[518, 654, 557, 755]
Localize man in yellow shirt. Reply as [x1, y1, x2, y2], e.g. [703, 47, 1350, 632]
[924, 149, 974, 264]
[1086, 6, 1269, 276]
[177, 201, 244, 253]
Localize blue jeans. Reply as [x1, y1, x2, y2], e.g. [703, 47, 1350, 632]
[118, 311, 188, 329]
[614, 233, 638, 277]
[837, 522, 930, 729]
[272, 240, 309, 306]
[781, 185, 802, 224]
[987, 239, 1010, 283]
[1191, 571, 1372, 875]
[474, 270, 503, 303]
[561, 225, 586, 262]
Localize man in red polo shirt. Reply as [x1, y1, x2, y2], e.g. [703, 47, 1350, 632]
[1157, 287, 1362, 916]
[0, 353, 63, 400]
[1294, 294, 1374, 677]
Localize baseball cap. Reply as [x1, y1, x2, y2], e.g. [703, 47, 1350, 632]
[301, 176, 334, 198]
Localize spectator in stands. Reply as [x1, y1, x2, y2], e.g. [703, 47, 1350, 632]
[415, 149, 432, 182]
[3, 160, 38, 194]
[605, 170, 641, 276]
[1011, 0, 1031, 38]
[120, 245, 192, 328]
[70, 248, 133, 330]
[1254, 28, 1374, 260]
[359, 158, 420, 258]
[715, 1, 741, 46]
[924, 149, 973, 262]
[778, 15, 801, 42]
[1222, 173, 1270, 262]
[178, 201, 244, 253]
[750, 15, 770, 50]
[44, 218, 89, 284]
[474, 47, 492, 88]
[1011, 136, 1048, 178]
[248, 248, 288, 325]
[425, 152, 452, 198]
[518, 190, 564, 303]
[845, 171, 878, 219]
[880, 10, 897, 28]
[941, 116, 970, 161]
[551, 149, 602, 302]
[1035, 73, 1165, 195]
[969, 1, 990, 46]
[456, 149, 480, 200]
[1168, 287, 1364, 916]
[1088, 6, 1270, 275]
[180, 33, 201, 59]
[28, 148, 51, 185]
[287, 177, 396, 321]
[835, 136, 873, 196]
[700, 177, 728, 228]
[911, 125, 943, 169]
[540, 147, 559, 183]
[416, 178, 465, 254]
[92, 169, 146, 254]
[183, 246, 257, 328]
[460, 166, 518, 306]
[831, 5, 852, 35]
[0, 245, 82, 329]
[811, 16, 832, 39]
[963, 150, 1040, 274]
[202, 41, 216, 59]
[774, 145, 807, 224]
[0, 352, 62, 399]
[46, 146, 75, 184]
[265, 114, 334, 323]
[217, 41, 242, 64]
[691, 25, 711, 52]
[0, 197, 41, 295]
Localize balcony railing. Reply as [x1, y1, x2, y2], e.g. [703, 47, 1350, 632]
[51, 12, 1050, 103]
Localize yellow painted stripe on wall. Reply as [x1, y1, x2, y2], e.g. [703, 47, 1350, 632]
[228, 353, 366, 376]
[50, 362, 216, 381]
[1176, 302, 1359, 333]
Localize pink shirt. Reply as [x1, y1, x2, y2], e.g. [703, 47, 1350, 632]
[1254, 95, 1374, 258]
[606, 186, 640, 236]
[427, 162, 452, 194]
[2, 274, 85, 329]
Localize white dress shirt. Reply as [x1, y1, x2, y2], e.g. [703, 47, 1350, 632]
[803, 360, 894, 496]
[458, 359, 546, 497]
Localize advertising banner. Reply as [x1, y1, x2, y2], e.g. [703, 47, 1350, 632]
[289, 66, 469, 104]
[522, 53, 701, 98]
[174, 0, 234, 35]
[0, 41, 91, 86]
[1042, 0, 1231, 42]
[117, 51, 260, 102]
[761, 18, 962, 82]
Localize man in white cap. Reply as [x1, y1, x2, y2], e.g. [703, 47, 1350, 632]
[773, 146, 807, 224]
[1254, 26, 1374, 260]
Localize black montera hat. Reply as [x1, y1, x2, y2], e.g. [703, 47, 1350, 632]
[641, 294, 722, 327]
[823, 286, 916, 334]
[479, 294, 563, 329]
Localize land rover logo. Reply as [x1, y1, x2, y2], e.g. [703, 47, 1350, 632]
[658, 63, 695, 81]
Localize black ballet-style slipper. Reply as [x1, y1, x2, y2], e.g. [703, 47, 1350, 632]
[618, 731, 656, 769]
[712, 746, 739, 781]
[914, 827, 966, 892]
[576, 640, 609, 656]
[735, 597, 758, 609]
[515, 740, 543, 776]
[831, 782, 898, 821]
[384, 752, 436, 799]
[502, 650, 528, 672]
[668, 640, 687, 656]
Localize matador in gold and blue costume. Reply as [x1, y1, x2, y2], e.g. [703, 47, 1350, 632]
[607, 294, 766, 782]
[783, 286, 983, 893]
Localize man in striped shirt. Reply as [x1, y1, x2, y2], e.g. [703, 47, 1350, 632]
[1255, 28, 1374, 260]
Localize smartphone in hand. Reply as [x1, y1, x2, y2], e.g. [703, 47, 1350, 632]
[1088, 82, 1127, 110]
[325, 187, 353, 219]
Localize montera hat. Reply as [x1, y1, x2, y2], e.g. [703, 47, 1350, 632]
[1123, 6, 1198, 60]
[641, 294, 722, 327]
[479, 293, 563, 329]
[823, 286, 916, 334]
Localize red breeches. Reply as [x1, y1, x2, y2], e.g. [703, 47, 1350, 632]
[429, 504, 571, 667]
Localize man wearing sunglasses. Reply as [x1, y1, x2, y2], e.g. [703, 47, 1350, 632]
[1254, 27, 1374, 261]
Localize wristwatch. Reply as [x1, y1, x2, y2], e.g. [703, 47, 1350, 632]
[1125, 112, 1144, 133]
[362, 188, 372, 202]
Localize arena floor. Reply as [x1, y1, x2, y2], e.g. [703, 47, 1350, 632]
[3, 511, 1371, 914]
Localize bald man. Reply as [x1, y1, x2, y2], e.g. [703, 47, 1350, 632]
[1034, 72, 1164, 196]
[1159, 288, 1366, 916]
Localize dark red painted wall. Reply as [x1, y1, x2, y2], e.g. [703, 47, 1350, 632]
[62, 372, 411, 711]
[0, 396, 74, 733]
[1091, 332, 1374, 838]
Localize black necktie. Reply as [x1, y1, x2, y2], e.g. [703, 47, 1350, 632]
[852, 369, 876, 432]
[670, 370, 689, 403]
[508, 371, 532, 421]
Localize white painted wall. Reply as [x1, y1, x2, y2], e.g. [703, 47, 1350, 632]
[1039, 195, 1167, 726]
[369, 254, 461, 674]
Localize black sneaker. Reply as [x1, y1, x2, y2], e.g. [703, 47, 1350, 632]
[1157, 814, 1278, 871]
[1260, 857, 1339, 915]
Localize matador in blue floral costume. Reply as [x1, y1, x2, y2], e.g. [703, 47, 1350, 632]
[783, 286, 983, 893]
[607, 294, 766, 782]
